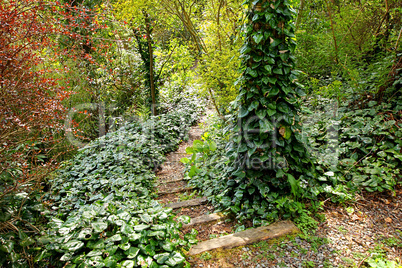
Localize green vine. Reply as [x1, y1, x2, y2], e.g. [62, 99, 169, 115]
[224, 0, 320, 221]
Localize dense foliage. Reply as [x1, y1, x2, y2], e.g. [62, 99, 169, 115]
[0, 96, 202, 267]
[1, 0, 401, 266]
[181, 0, 402, 226]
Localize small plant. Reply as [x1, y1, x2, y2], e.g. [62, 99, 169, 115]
[200, 252, 212, 261]
[367, 257, 402, 268]
[178, 190, 198, 201]
[180, 134, 217, 178]
[303, 260, 316, 268]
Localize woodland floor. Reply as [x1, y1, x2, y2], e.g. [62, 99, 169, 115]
[154, 110, 402, 268]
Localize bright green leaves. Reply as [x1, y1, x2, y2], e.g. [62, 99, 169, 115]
[182, 138, 218, 178]
[253, 33, 264, 44]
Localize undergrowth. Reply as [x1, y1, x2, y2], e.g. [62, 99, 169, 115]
[0, 96, 203, 267]
[182, 76, 401, 228]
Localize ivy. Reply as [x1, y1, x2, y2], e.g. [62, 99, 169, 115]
[35, 96, 202, 267]
[225, 0, 320, 215]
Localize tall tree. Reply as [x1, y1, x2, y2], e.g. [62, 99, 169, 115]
[114, 0, 160, 115]
[225, 0, 318, 220]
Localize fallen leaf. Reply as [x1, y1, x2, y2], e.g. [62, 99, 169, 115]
[385, 217, 393, 223]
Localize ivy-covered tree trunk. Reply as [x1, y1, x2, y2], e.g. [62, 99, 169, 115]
[226, 0, 317, 221]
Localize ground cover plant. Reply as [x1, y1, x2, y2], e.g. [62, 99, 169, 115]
[0, 96, 202, 267]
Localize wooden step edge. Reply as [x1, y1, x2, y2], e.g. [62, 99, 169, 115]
[158, 187, 194, 195]
[183, 212, 227, 228]
[187, 220, 299, 256]
[156, 178, 185, 185]
[165, 197, 207, 209]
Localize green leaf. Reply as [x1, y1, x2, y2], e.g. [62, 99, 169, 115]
[105, 234, 122, 242]
[104, 256, 117, 267]
[277, 102, 290, 113]
[293, 143, 304, 153]
[265, 13, 273, 21]
[265, 87, 279, 97]
[248, 101, 259, 111]
[188, 165, 197, 177]
[273, 68, 283, 75]
[209, 141, 217, 152]
[260, 120, 274, 133]
[20, 237, 35, 247]
[264, 65, 272, 74]
[270, 38, 282, 47]
[193, 140, 204, 152]
[287, 174, 298, 197]
[248, 187, 255, 195]
[265, 57, 275, 64]
[126, 247, 140, 259]
[266, 77, 277, 84]
[148, 231, 165, 238]
[87, 249, 103, 257]
[253, 34, 264, 44]
[0, 241, 14, 253]
[154, 253, 170, 264]
[185, 147, 194, 154]
[239, 106, 250, 118]
[180, 157, 190, 164]
[256, 109, 266, 120]
[247, 68, 258, 78]
[133, 224, 150, 231]
[177, 215, 191, 224]
[240, 45, 251, 54]
[121, 260, 135, 268]
[162, 241, 175, 252]
[122, 223, 134, 235]
[128, 233, 141, 241]
[267, 109, 276, 116]
[104, 245, 118, 256]
[60, 252, 74, 261]
[119, 242, 131, 251]
[62, 240, 84, 251]
[165, 252, 185, 267]
[92, 221, 108, 233]
[87, 240, 105, 249]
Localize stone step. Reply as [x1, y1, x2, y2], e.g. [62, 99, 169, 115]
[166, 197, 207, 209]
[158, 186, 194, 195]
[188, 220, 299, 256]
[183, 212, 227, 228]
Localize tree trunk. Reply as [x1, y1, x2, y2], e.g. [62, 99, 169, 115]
[145, 13, 157, 116]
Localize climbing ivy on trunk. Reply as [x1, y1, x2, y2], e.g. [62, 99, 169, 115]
[225, 0, 319, 221]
